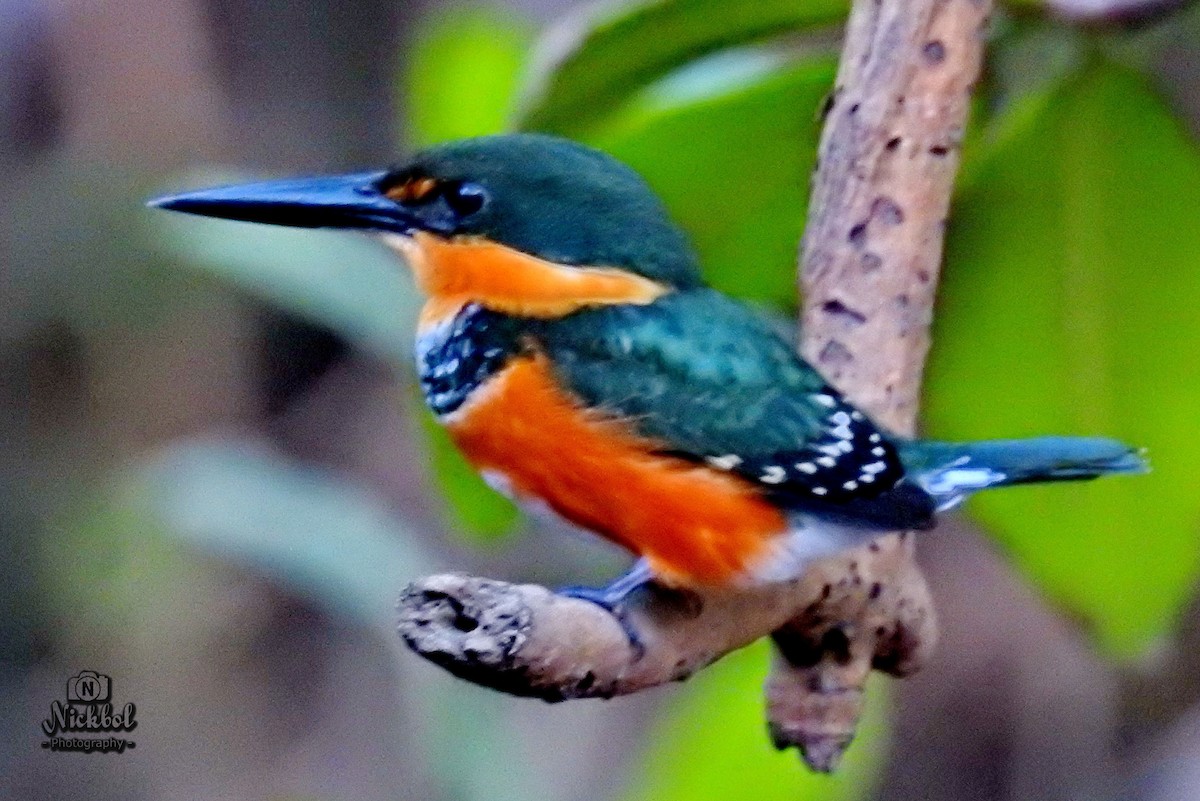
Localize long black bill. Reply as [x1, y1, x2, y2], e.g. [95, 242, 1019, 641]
[148, 172, 416, 234]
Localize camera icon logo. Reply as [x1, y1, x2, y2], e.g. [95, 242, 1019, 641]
[66, 670, 111, 703]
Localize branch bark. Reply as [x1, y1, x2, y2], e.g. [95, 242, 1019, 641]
[768, 0, 991, 767]
[397, 0, 991, 771]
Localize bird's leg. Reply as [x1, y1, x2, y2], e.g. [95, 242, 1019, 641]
[559, 559, 654, 658]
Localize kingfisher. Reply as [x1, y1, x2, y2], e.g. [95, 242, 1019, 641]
[151, 133, 1145, 608]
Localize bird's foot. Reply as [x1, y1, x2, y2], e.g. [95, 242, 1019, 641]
[559, 561, 652, 659]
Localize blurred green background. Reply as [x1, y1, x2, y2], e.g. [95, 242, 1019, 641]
[2, 1, 1200, 799]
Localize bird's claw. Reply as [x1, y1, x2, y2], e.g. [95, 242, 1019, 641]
[558, 585, 646, 660]
[558, 561, 653, 659]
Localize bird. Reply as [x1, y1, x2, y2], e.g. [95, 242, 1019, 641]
[151, 133, 1146, 610]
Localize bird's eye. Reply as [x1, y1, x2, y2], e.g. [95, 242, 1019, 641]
[443, 181, 487, 217]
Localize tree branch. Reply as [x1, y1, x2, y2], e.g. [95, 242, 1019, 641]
[767, 0, 991, 768]
[397, 0, 991, 772]
[397, 539, 928, 701]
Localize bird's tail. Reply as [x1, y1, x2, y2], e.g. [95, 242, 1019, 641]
[898, 436, 1148, 511]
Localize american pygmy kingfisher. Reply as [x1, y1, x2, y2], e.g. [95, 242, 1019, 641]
[152, 134, 1146, 599]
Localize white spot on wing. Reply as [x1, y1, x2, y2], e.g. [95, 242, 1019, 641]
[706, 454, 742, 470]
[813, 393, 837, 408]
[817, 456, 836, 468]
[760, 465, 787, 484]
[796, 462, 817, 474]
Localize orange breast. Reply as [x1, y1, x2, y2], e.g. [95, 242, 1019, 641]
[444, 355, 788, 586]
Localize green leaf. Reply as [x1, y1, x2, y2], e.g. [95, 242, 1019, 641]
[926, 62, 1200, 656]
[138, 441, 435, 624]
[516, 0, 847, 136]
[621, 640, 890, 801]
[42, 444, 547, 801]
[149, 181, 420, 366]
[405, 5, 534, 146]
[957, 20, 1090, 191]
[42, 441, 435, 633]
[587, 51, 837, 308]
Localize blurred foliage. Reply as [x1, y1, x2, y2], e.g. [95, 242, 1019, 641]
[927, 61, 1200, 656]
[404, 6, 534, 146]
[41, 441, 547, 801]
[43, 440, 436, 633]
[514, 0, 847, 135]
[136, 441, 437, 622]
[417, 409, 521, 539]
[621, 640, 889, 801]
[589, 51, 835, 308]
[1, 161, 185, 337]
[128, 0, 1200, 793]
[153, 177, 419, 365]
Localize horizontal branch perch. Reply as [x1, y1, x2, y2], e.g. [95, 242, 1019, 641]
[398, 541, 934, 703]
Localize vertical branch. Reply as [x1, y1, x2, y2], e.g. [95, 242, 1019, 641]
[766, 0, 993, 770]
[801, 0, 989, 422]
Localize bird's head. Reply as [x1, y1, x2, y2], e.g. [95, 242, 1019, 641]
[152, 134, 702, 319]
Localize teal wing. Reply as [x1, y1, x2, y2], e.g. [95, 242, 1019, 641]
[532, 289, 935, 530]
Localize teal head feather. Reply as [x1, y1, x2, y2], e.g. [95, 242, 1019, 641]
[395, 134, 703, 288]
